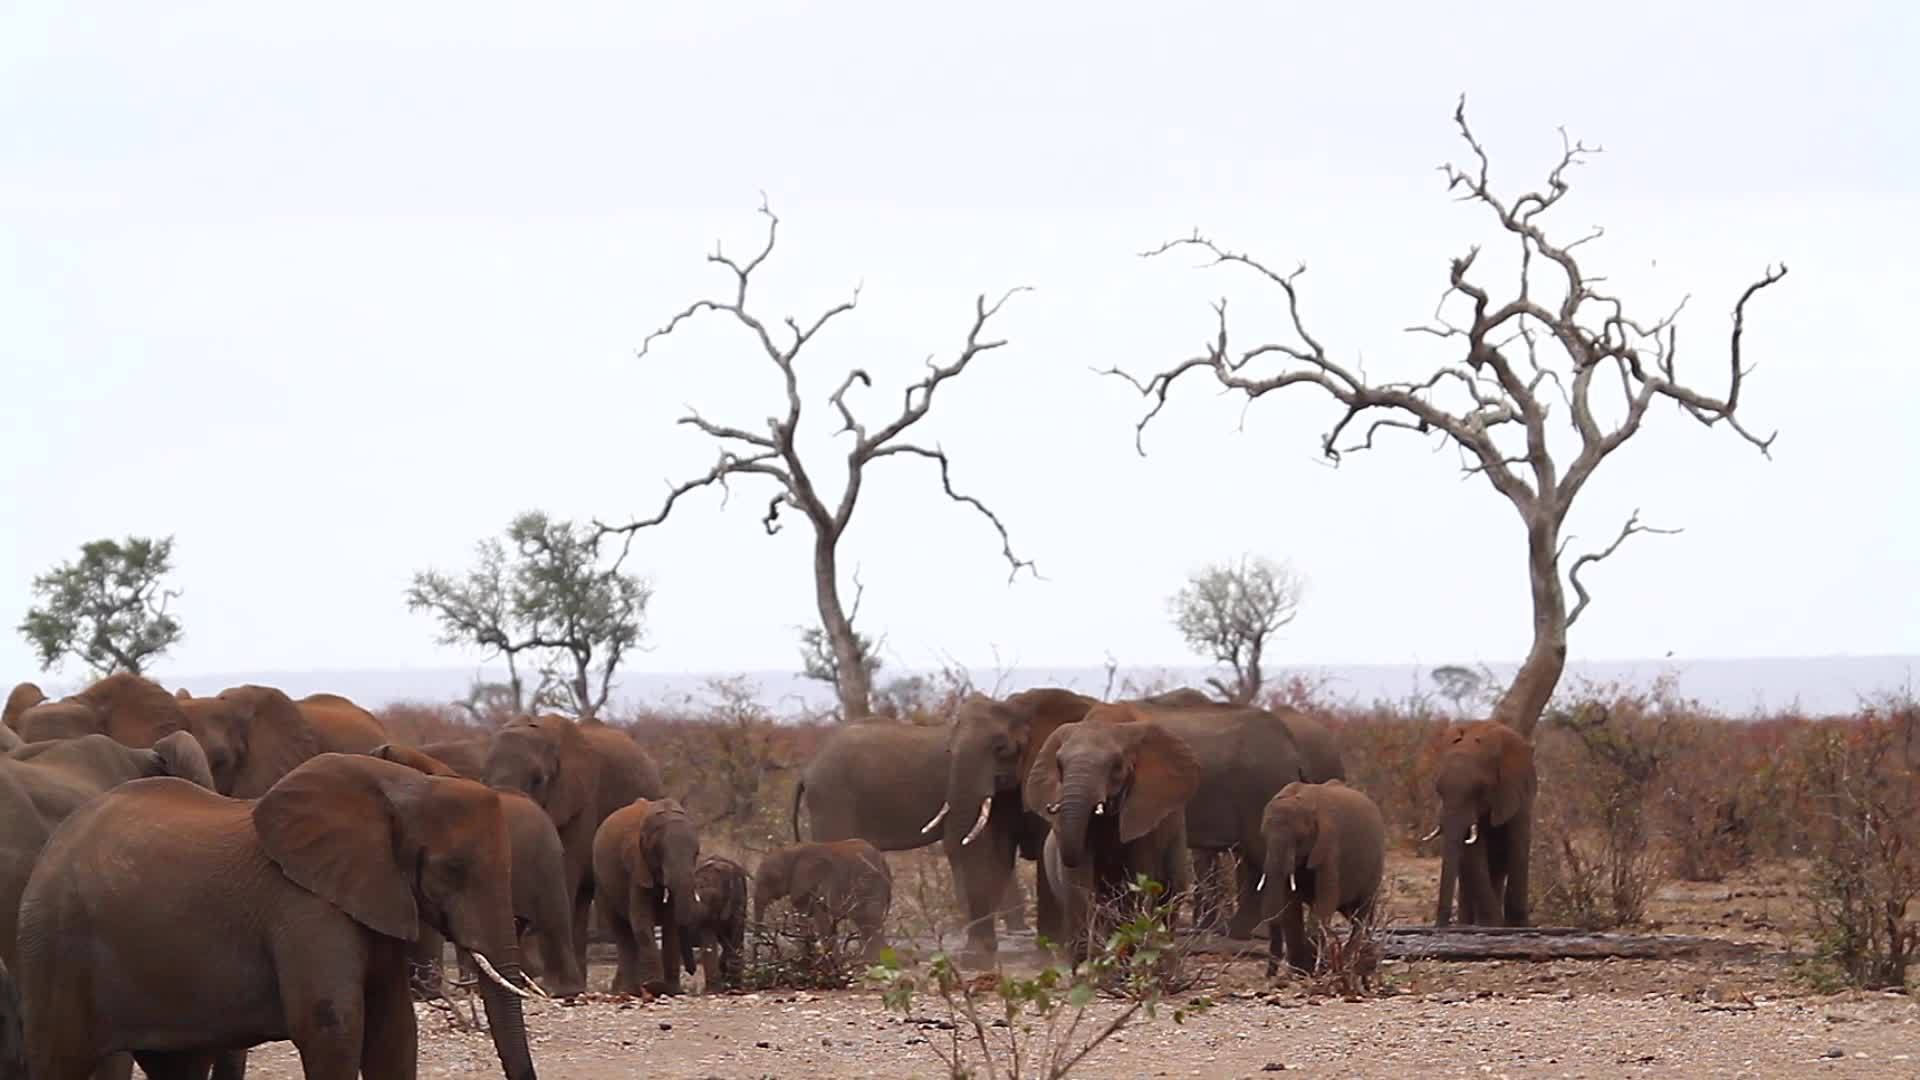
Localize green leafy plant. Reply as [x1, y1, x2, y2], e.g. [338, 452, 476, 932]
[867, 876, 1213, 1079]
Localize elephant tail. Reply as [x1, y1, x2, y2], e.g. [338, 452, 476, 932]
[791, 777, 807, 842]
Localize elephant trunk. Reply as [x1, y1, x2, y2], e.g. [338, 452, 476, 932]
[1261, 833, 1296, 929]
[1439, 806, 1485, 926]
[474, 948, 539, 1080]
[669, 867, 700, 974]
[1054, 764, 1106, 869]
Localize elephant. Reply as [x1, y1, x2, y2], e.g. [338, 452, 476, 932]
[1123, 699, 1343, 939]
[484, 713, 666, 983]
[791, 714, 1031, 953]
[291, 691, 391, 753]
[753, 839, 894, 964]
[0, 732, 217, 972]
[1, 682, 43, 731]
[12, 672, 187, 747]
[175, 684, 333, 797]
[592, 796, 702, 995]
[370, 742, 587, 998]
[411, 736, 490, 780]
[1429, 719, 1536, 927]
[16, 752, 540, 1080]
[688, 854, 749, 993]
[1024, 704, 1201, 963]
[1258, 779, 1386, 976]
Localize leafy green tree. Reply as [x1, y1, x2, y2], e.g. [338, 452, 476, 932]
[18, 536, 184, 676]
[407, 511, 652, 720]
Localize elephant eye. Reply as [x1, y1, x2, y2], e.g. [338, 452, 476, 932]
[992, 736, 1015, 759]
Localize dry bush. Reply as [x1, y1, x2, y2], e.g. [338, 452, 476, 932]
[1297, 900, 1394, 999]
[1790, 693, 1919, 990]
[374, 700, 489, 745]
[1314, 701, 1450, 846]
[886, 846, 963, 955]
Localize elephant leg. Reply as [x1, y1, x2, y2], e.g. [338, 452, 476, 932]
[409, 926, 448, 999]
[656, 910, 683, 995]
[1190, 849, 1220, 930]
[571, 884, 595, 992]
[1227, 851, 1262, 939]
[360, 957, 418, 1080]
[1281, 894, 1314, 974]
[211, 1049, 248, 1080]
[998, 876, 1029, 932]
[1502, 815, 1532, 927]
[722, 922, 746, 990]
[1034, 860, 1065, 943]
[947, 832, 1015, 962]
[633, 909, 666, 994]
[1460, 839, 1499, 927]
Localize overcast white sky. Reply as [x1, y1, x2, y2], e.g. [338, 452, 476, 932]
[2, 1, 1915, 688]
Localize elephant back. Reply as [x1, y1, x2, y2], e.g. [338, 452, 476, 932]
[294, 693, 391, 755]
[1134, 705, 1308, 852]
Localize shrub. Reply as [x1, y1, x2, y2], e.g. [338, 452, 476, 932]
[868, 875, 1212, 1080]
[1794, 693, 1919, 991]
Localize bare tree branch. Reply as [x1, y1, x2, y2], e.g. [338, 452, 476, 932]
[1108, 94, 1785, 735]
[599, 202, 1035, 719]
[1564, 510, 1682, 629]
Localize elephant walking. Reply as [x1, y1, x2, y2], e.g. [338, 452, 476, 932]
[593, 797, 703, 996]
[1259, 779, 1386, 975]
[1430, 720, 1535, 927]
[16, 753, 540, 1080]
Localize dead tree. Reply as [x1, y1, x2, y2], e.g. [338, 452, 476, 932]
[1109, 98, 1786, 737]
[600, 201, 1035, 720]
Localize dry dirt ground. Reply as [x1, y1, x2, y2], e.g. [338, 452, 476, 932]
[232, 855, 1918, 1078]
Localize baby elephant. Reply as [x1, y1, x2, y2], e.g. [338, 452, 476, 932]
[687, 854, 750, 992]
[753, 839, 893, 962]
[1259, 779, 1386, 976]
[593, 796, 703, 995]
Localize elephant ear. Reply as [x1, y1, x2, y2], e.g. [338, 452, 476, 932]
[253, 753, 422, 942]
[150, 730, 217, 790]
[2, 682, 45, 731]
[1022, 724, 1073, 821]
[545, 716, 595, 828]
[1486, 724, 1536, 826]
[221, 685, 323, 798]
[1307, 806, 1341, 920]
[1007, 688, 1098, 781]
[1117, 720, 1201, 845]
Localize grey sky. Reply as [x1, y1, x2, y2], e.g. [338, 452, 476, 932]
[3, 1, 1915, 690]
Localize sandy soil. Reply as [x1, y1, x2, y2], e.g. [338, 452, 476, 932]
[223, 856, 1920, 1078]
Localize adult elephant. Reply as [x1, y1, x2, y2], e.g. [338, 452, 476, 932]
[178, 684, 387, 797]
[12, 672, 186, 747]
[791, 714, 1031, 950]
[1429, 719, 1535, 927]
[485, 713, 665, 986]
[0, 732, 217, 970]
[411, 736, 490, 780]
[371, 742, 587, 998]
[292, 691, 390, 752]
[17, 752, 541, 1080]
[1023, 705, 1201, 963]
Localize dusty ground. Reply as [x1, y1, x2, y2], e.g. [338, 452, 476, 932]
[233, 855, 1918, 1078]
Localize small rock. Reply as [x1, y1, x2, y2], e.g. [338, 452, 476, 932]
[1261, 1064, 1287, 1073]
[658, 1023, 673, 1031]
[1820, 1048, 1845, 1059]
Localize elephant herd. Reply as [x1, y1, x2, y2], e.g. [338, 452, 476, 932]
[797, 686, 1539, 968]
[0, 672, 1540, 1080]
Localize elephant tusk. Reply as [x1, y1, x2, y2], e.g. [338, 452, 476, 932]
[1289, 874, 1297, 894]
[1045, 801, 1062, 815]
[1256, 872, 1266, 892]
[1420, 825, 1442, 843]
[471, 951, 550, 1000]
[920, 801, 951, 834]
[1093, 801, 1106, 816]
[693, 889, 702, 905]
[960, 797, 993, 846]
[1465, 823, 1479, 846]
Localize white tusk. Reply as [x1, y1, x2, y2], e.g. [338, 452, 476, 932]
[693, 889, 702, 905]
[1289, 874, 1297, 894]
[1465, 823, 1479, 846]
[1256, 872, 1266, 892]
[662, 886, 670, 904]
[920, 802, 951, 834]
[1045, 801, 1063, 815]
[471, 951, 550, 1000]
[960, 797, 992, 846]
[1420, 826, 1442, 843]
[1093, 801, 1106, 816]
